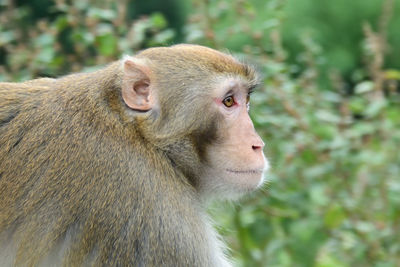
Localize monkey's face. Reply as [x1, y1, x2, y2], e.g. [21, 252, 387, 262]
[121, 46, 269, 199]
[198, 77, 269, 198]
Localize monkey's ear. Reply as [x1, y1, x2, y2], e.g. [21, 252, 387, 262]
[122, 58, 154, 111]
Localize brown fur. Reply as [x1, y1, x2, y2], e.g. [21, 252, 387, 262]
[0, 44, 258, 266]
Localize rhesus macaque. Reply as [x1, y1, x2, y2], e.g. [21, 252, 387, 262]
[0, 44, 268, 266]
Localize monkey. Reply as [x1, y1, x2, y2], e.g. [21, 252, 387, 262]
[0, 44, 268, 266]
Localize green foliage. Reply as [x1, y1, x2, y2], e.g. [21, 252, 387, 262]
[282, 0, 400, 74]
[190, 0, 400, 266]
[1, 0, 400, 266]
[0, 0, 175, 81]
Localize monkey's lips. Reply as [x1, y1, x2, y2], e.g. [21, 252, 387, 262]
[226, 168, 264, 175]
[225, 167, 265, 188]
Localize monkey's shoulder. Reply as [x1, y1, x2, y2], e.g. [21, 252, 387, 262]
[0, 78, 56, 97]
[0, 77, 56, 88]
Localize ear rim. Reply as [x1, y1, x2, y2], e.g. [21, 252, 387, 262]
[121, 57, 155, 112]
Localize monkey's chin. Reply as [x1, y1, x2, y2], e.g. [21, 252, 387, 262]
[224, 156, 270, 192]
[198, 157, 269, 201]
[199, 169, 267, 201]
[225, 168, 265, 190]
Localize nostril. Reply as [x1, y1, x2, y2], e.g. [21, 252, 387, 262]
[251, 136, 265, 151]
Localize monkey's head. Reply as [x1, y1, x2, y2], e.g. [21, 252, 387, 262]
[120, 44, 269, 199]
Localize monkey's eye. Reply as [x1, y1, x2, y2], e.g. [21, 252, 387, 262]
[246, 94, 250, 104]
[222, 96, 235, 107]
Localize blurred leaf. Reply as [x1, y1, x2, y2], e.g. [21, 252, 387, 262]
[55, 16, 69, 31]
[96, 34, 117, 56]
[309, 184, 330, 206]
[152, 29, 175, 45]
[364, 99, 387, 118]
[71, 30, 94, 45]
[311, 124, 337, 140]
[75, 1, 89, 11]
[277, 250, 292, 266]
[346, 122, 375, 137]
[303, 163, 332, 179]
[354, 221, 375, 234]
[0, 31, 15, 45]
[315, 110, 341, 123]
[324, 204, 345, 229]
[355, 81, 374, 94]
[150, 12, 168, 29]
[349, 97, 367, 114]
[36, 47, 55, 64]
[316, 252, 348, 267]
[88, 8, 116, 21]
[384, 69, 400, 80]
[34, 33, 55, 47]
[96, 23, 114, 35]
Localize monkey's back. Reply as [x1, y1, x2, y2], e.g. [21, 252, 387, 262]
[0, 76, 217, 266]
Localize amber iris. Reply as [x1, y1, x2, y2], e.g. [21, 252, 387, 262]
[222, 96, 234, 107]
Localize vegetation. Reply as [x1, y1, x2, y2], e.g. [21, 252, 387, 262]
[1, 0, 399, 266]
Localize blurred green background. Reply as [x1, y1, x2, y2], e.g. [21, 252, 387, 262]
[1, 0, 399, 266]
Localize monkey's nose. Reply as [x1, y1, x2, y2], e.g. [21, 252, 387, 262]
[251, 138, 264, 152]
[252, 145, 263, 151]
[251, 137, 265, 152]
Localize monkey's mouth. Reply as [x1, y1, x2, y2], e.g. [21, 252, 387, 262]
[226, 168, 263, 175]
